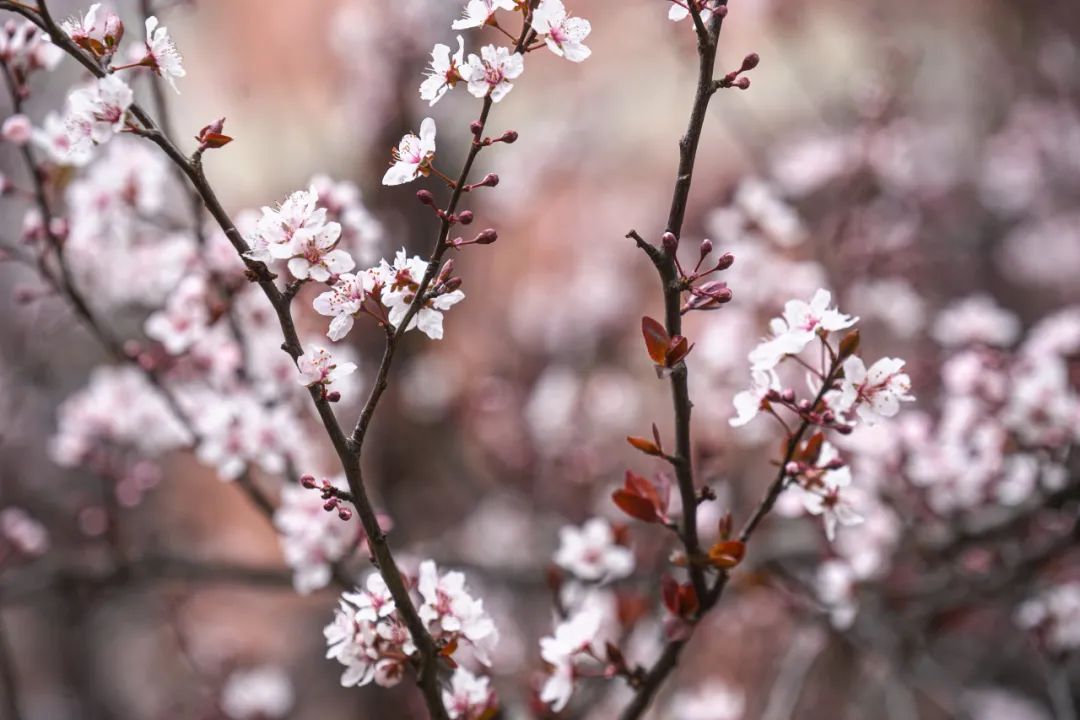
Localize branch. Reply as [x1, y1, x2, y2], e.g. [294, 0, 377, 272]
[618, 5, 731, 718]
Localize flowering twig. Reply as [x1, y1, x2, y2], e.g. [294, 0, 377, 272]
[618, 5, 731, 717]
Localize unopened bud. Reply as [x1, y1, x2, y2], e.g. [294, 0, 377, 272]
[740, 53, 760, 72]
[300, 474, 318, 489]
[323, 498, 338, 512]
[499, 130, 519, 143]
[714, 252, 735, 271]
[458, 210, 474, 225]
[780, 389, 795, 403]
[798, 399, 812, 412]
[699, 238, 713, 257]
[734, 77, 751, 90]
[470, 120, 483, 137]
[438, 258, 455, 282]
[416, 189, 435, 206]
[440, 277, 463, 292]
[325, 390, 341, 403]
[479, 173, 499, 187]
[473, 228, 498, 245]
[662, 231, 679, 255]
[338, 507, 353, 521]
[784, 462, 800, 476]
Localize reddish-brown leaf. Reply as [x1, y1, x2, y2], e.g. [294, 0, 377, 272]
[708, 540, 746, 569]
[626, 435, 662, 456]
[799, 431, 825, 465]
[624, 470, 661, 509]
[660, 574, 679, 615]
[612, 489, 659, 523]
[642, 316, 671, 366]
[838, 329, 860, 360]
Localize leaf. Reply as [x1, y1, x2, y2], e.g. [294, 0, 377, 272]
[627, 435, 662, 456]
[707, 540, 746, 569]
[838, 329, 860, 360]
[201, 132, 233, 149]
[799, 432, 825, 465]
[612, 489, 659, 523]
[624, 470, 661, 509]
[642, 316, 670, 366]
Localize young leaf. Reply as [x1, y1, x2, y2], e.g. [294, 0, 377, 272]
[642, 316, 670, 366]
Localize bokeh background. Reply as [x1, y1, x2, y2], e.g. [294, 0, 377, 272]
[1, 0, 1080, 718]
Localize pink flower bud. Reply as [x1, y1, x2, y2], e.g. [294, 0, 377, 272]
[499, 130, 519, 143]
[479, 173, 499, 187]
[699, 238, 713, 257]
[734, 77, 751, 90]
[300, 474, 318, 489]
[714, 252, 735, 271]
[1, 114, 31, 145]
[458, 210, 474, 225]
[470, 120, 483, 137]
[784, 462, 800, 476]
[338, 507, 353, 521]
[323, 498, 338, 512]
[740, 53, 760, 72]
[325, 390, 341, 403]
[473, 228, 498, 245]
[416, 189, 435, 206]
[662, 232, 679, 255]
[780, 389, 795, 403]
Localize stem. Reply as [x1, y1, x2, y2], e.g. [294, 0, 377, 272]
[0, 611, 22, 720]
[618, 5, 729, 717]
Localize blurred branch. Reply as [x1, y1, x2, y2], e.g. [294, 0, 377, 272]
[0, 611, 23, 720]
[759, 626, 825, 720]
[0, 554, 296, 605]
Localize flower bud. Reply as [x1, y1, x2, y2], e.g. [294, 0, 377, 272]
[699, 238, 713, 257]
[740, 53, 760, 72]
[326, 390, 341, 403]
[458, 210, 474, 225]
[499, 130, 519, 143]
[300, 474, 318, 489]
[734, 77, 751, 90]
[473, 228, 498, 245]
[470, 120, 483, 137]
[338, 507, 353, 521]
[416, 189, 435, 206]
[784, 462, 800, 476]
[662, 231, 679, 255]
[714, 252, 735, 271]
[479, 173, 499, 187]
[780, 389, 795, 403]
[323, 498, 338, 512]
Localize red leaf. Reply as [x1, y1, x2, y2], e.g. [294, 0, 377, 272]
[661, 574, 679, 615]
[627, 435, 662, 456]
[642, 316, 671, 366]
[612, 489, 660, 523]
[708, 540, 746, 569]
[624, 470, 661, 510]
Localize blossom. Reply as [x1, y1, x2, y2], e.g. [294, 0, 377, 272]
[248, 187, 328, 262]
[383, 118, 437, 186]
[539, 608, 602, 711]
[345, 572, 398, 622]
[729, 369, 780, 427]
[0, 508, 49, 558]
[325, 591, 415, 688]
[2, 114, 32, 145]
[32, 112, 92, 166]
[282, 222, 355, 282]
[1016, 581, 1080, 653]
[141, 17, 185, 92]
[788, 442, 862, 541]
[420, 36, 469, 105]
[144, 275, 211, 355]
[839, 356, 914, 424]
[296, 345, 358, 391]
[452, 0, 516, 30]
[63, 74, 134, 157]
[531, 0, 592, 62]
[932, 294, 1021, 348]
[443, 668, 495, 720]
[61, 3, 124, 57]
[748, 289, 856, 371]
[380, 249, 465, 340]
[312, 270, 379, 341]
[669, 680, 746, 720]
[417, 560, 499, 663]
[553, 517, 634, 583]
[668, 0, 715, 23]
[465, 45, 524, 103]
[220, 666, 294, 720]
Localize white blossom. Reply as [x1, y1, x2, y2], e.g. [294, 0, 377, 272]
[420, 36, 469, 105]
[531, 0, 592, 62]
[465, 45, 524, 103]
[553, 517, 634, 583]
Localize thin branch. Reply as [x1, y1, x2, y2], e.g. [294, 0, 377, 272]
[617, 4, 730, 718]
[0, 610, 23, 720]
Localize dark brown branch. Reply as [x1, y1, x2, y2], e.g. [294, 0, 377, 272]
[0, 610, 23, 720]
[4, 5, 450, 715]
[619, 5, 730, 717]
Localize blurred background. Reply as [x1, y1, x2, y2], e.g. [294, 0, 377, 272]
[1, 0, 1080, 718]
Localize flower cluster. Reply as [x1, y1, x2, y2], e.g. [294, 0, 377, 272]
[248, 187, 355, 281]
[732, 289, 914, 540]
[414, 0, 590, 113]
[313, 248, 465, 341]
[1016, 581, 1080, 655]
[324, 562, 498, 691]
[553, 517, 635, 583]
